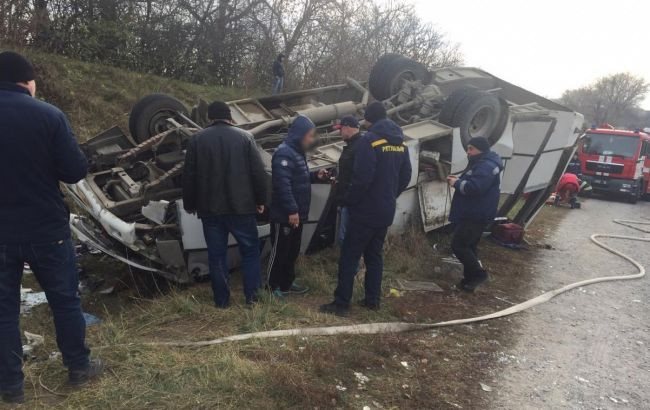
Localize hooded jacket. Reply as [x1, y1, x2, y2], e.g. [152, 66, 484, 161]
[449, 150, 503, 225]
[0, 82, 88, 243]
[182, 121, 268, 217]
[345, 118, 412, 228]
[269, 116, 316, 223]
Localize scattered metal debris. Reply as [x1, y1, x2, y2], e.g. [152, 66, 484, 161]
[394, 279, 443, 292]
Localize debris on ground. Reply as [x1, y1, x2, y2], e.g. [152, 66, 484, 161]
[479, 382, 493, 392]
[440, 257, 463, 276]
[388, 288, 404, 298]
[82, 312, 102, 326]
[395, 279, 443, 292]
[354, 371, 369, 390]
[20, 287, 47, 314]
[22, 331, 44, 359]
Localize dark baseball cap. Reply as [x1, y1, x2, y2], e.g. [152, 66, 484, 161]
[333, 115, 360, 130]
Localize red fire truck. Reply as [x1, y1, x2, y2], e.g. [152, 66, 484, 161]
[578, 124, 650, 203]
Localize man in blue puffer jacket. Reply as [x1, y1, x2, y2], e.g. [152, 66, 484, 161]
[321, 102, 412, 316]
[267, 115, 328, 296]
[447, 136, 503, 292]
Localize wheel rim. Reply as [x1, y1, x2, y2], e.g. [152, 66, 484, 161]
[468, 106, 497, 138]
[389, 70, 417, 96]
[148, 110, 176, 136]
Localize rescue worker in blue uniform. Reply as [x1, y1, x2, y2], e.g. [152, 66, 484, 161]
[447, 136, 503, 292]
[320, 102, 412, 316]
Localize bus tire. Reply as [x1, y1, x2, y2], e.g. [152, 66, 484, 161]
[129, 94, 189, 143]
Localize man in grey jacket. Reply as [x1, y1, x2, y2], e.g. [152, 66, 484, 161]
[182, 101, 268, 307]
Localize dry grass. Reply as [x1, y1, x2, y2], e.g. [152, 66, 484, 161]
[1, 44, 246, 139]
[14, 220, 547, 409]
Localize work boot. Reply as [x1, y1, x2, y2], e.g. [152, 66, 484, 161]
[319, 302, 349, 317]
[1, 389, 25, 404]
[358, 299, 380, 311]
[68, 358, 104, 387]
[459, 272, 488, 292]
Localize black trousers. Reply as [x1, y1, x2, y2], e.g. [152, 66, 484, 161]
[451, 221, 487, 281]
[267, 222, 303, 291]
[334, 219, 388, 307]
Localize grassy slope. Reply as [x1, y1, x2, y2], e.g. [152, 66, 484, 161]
[18, 221, 547, 409]
[2, 45, 243, 139]
[8, 49, 552, 409]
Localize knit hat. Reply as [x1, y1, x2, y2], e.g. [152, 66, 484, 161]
[364, 101, 387, 124]
[467, 136, 490, 153]
[208, 101, 233, 121]
[0, 51, 35, 83]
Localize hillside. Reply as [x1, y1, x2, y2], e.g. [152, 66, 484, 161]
[2, 45, 245, 139]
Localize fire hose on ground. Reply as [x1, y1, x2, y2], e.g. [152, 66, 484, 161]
[143, 218, 649, 348]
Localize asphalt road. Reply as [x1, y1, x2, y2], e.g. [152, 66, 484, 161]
[488, 198, 650, 409]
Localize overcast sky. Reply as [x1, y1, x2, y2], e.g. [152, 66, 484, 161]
[411, 0, 650, 109]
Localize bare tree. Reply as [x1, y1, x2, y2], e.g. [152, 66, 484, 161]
[560, 73, 649, 129]
[0, 0, 463, 91]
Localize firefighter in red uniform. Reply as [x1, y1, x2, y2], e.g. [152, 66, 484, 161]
[554, 173, 580, 209]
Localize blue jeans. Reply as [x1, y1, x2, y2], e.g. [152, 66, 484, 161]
[201, 215, 261, 307]
[338, 207, 351, 245]
[334, 219, 388, 307]
[0, 239, 90, 391]
[272, 76, 284, 94]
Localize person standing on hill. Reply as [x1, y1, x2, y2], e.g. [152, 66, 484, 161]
[0, 51, 102, 404]
[272, 53, 285, 95]
[321, 102, 412, 317]
[446, 136, 503, 293]
[183, 101, 268, 308]
[267, 115, 329, 297]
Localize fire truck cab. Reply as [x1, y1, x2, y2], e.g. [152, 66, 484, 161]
[578, 124, 650, 203]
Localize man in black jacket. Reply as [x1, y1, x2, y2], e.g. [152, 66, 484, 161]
[182, 101, 268, 307]
[0, 52, 102, 404]
[272, 53, 285, 94]
[333, 115, 362, 244]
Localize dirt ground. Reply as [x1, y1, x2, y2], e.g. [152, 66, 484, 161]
[9, 197, 650, 409]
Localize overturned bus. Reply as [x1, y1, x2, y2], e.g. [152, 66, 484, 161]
[64, 54, 584, 283]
